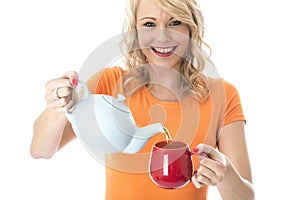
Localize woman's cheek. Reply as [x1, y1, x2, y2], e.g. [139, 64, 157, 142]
[137, 29, 155, 48]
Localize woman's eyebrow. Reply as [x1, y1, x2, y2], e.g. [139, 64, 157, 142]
[139, 17, 174, 21]
[139, 17, 156, 21]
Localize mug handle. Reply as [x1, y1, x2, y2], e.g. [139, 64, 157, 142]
[190, 149, 209, 186]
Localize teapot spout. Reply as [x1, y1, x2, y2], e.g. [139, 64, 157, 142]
[135, 123, 164, 138]
[122, 123, 164, 154]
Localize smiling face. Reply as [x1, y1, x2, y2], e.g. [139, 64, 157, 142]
[136, 0, 190, 71]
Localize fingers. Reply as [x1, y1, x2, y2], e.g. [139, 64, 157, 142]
[45, 85, 72, 101]
[196, 158, 226, 185]
[192, 159, 226, 188]
[63, 71, 78, 87]
[195, 143, 224, 163]
[46, 71, 78, 92]
[49, 98, 75, 113]
[191, 174, 205, 189]
[47, 95, 71, 109]
[192, 144, 227, 189]
[44, 71, 78, 113]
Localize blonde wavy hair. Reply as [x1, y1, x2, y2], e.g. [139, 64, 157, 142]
[120, 0, 212, 103]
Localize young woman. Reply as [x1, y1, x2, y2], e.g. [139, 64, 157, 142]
[30, 0, 255, 199]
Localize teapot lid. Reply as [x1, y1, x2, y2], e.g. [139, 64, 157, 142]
[102, 94, 130, 114]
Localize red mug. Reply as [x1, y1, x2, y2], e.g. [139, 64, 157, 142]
[149, 141, 198, 189]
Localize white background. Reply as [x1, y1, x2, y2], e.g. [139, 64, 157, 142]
[1, 0, 299, 199]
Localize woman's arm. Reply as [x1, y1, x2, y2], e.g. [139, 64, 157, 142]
[217, 121, 254, 199]
[30, 70, 103, 159]
[30, 71, 78, 159]
[192, 121, 255, 200]
[30, 109, 76, 159]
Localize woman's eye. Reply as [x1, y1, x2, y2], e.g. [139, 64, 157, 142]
[169, 20, 182, 26]
[143, 22, 156, 27]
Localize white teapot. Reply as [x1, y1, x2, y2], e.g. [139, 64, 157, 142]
[66, 81, 163, 154]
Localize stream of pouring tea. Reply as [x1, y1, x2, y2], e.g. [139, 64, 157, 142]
[163, 127, 172, 144]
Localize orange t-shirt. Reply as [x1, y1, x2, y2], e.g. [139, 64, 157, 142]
[93, 66, 245, 200]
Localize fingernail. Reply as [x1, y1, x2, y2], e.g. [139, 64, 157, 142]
[191, 148, 199, 154]
[71, 78, 78, 86]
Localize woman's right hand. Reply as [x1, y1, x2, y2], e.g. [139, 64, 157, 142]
[45, 71, 78, 114]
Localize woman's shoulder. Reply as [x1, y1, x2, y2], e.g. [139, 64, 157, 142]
[91, 66, 127, 95]
[206, 77, 245, 125]
[207, 77, 239, 95]
[102, 66, 127, 77]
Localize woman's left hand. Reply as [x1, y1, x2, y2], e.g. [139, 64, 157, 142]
[191, 143, 228, 189]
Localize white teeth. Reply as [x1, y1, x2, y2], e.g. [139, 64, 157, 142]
[153, 47, 173, 53]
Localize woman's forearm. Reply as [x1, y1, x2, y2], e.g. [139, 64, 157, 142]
[30, 108, 68, 159]
[217, 158, 255, 200]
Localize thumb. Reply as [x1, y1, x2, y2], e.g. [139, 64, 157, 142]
[63, 71, 78, 86]
[194, 143, 223, 162]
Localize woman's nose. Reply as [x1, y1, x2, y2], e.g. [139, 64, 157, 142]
[155, 28, 172, 43]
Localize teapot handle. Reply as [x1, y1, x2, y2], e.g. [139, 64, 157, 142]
[76, 80, 91, 100]
[66, 80, 90, 115]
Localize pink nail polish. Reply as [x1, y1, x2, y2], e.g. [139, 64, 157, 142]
[191, 148, 199, 154]
[72, 78, 78, 86]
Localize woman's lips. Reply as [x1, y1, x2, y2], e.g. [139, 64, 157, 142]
[150, 46, 177, 57]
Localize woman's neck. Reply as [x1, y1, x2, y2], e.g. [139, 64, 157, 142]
[148, 65, 183, 102]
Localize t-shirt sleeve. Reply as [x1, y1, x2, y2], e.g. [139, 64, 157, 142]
[94, 66, 125, 96]
[223, 81, 246, 125]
